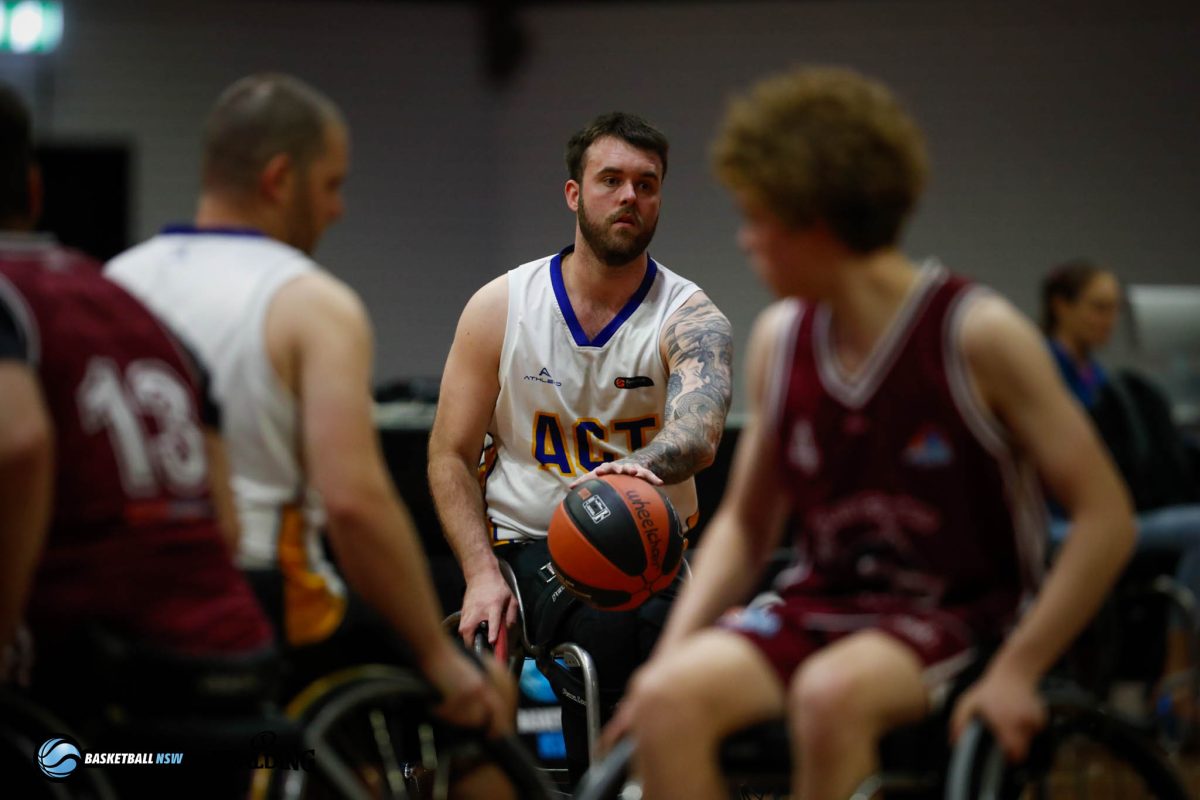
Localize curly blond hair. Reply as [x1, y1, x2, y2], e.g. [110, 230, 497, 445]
[712, 66, 927, 253]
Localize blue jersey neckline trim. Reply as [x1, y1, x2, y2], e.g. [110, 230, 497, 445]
[160, 224, 268, 238]
[550, 245, 658, 348]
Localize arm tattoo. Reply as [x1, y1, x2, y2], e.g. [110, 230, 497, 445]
[622, 297, 733, 483]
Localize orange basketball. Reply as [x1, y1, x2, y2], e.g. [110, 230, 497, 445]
[547, 473, 685, 611]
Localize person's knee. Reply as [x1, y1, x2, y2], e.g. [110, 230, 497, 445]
[788, 633, 926, 753]
[625, 660, 711, 743]
[790, 659, 855, 737]
[787, 652, 881, 752]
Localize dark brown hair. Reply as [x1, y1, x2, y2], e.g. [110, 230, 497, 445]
[565, 112, 669, 184]
[1040, 259, 1106, 334]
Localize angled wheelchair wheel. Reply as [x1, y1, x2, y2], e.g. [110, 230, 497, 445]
[946, 685, 1191, 800]
[256, 664, 554, 800]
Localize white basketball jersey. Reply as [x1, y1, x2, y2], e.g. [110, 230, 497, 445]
[106, 229, 341, 602]
[487, 247, 701, 542]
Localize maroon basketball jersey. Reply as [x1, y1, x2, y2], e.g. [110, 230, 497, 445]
[0, 237, 270, 655]
[767, 264, 1045, 639]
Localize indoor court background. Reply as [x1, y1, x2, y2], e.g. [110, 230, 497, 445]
[4, 1, 1199, 796]
[2, 0, 1196, 414]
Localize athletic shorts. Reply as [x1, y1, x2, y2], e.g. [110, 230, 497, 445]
[717, 592, 979, 699]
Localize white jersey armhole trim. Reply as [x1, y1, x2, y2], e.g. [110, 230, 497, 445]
[763, 299, 803, 443]
[0, 273, 39, 367]
[944, 286, 1047, 591]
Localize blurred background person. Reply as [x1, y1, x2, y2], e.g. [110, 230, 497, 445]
[1042, 259, 1200, 729]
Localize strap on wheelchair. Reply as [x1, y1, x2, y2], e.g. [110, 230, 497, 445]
[530, 582, 634, 713]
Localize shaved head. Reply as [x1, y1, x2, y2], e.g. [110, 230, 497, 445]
[202, 73, 345, 195]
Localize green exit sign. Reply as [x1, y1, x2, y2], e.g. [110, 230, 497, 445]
[0, 2, 62, 53]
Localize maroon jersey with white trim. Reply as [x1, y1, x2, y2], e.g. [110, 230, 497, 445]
[0, 239, 270, 655]
[768, 264, 1045, 640]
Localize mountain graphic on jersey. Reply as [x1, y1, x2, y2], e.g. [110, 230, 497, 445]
[787, 418, 820, 475]
[902, 424, 954, 468]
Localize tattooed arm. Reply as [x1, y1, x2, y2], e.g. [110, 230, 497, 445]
[575, 291, 734, 486]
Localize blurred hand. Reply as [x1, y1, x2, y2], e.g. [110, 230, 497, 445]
[424, 641, 514, 738]
[950, 665, 1046, 762]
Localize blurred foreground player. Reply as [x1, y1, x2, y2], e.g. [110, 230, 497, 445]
[108, 74, 508, 733]
[610, 66, 1136, 800]
[0, 82, 273, 796]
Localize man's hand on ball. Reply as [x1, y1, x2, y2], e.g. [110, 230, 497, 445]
[570, 459, 664, 488]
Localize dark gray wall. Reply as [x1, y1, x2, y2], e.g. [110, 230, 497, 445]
[4, 0, 1197, 410]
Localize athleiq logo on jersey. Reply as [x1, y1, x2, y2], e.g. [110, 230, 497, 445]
[524, 367, 562, 387]
[903, 425, 954, 468]
[38, 737, 82, 780]
[614, 376, 654, 390]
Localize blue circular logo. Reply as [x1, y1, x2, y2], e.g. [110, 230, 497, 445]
[37, 737, 81, 779]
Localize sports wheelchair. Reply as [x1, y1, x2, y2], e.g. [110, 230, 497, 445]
[252, 660, 555, 800]
[444, 558, 604, 792]
[573, 673, 1192, 800]
[1, 627, 554, 800]
[570, 594, 1200, 800]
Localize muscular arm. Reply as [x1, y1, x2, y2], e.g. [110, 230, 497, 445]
[951, 294, 1135, 757]
[0, 363, 53, 651]
[271, 275, 498, 724]
[426, 276, 516, 644]
[613, 291, 734, 484]
[654, 303, 791, 654]
[204, 431, 239, 552]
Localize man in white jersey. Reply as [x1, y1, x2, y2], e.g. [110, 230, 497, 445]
[428, 112, 734, 779]
[107, 74, 507, 734]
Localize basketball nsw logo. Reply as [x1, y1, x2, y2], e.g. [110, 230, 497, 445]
[38, 737, 82, 779]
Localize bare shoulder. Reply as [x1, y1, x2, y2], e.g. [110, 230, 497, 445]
[957, 289, 1061, 411]
[958, 291, 1046, 369]
[661, 291, 733, 366]
[664, 290, 732, 337]
[745, 299, 800, 403]
[272, 269, 370, 335]
[458, 273, 509, 331]
[265, 272, 373, 395]
[748, 299, 798, 347]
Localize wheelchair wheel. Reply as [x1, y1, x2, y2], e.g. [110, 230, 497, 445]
[256, 664, 554, 800]
[572, 738, 637, 800]
[0, 689, 118, 800]
[946, 686, 1190, 800]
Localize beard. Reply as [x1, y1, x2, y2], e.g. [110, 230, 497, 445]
[283, 176, 322, 256]
[577, 195, 658, 267]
